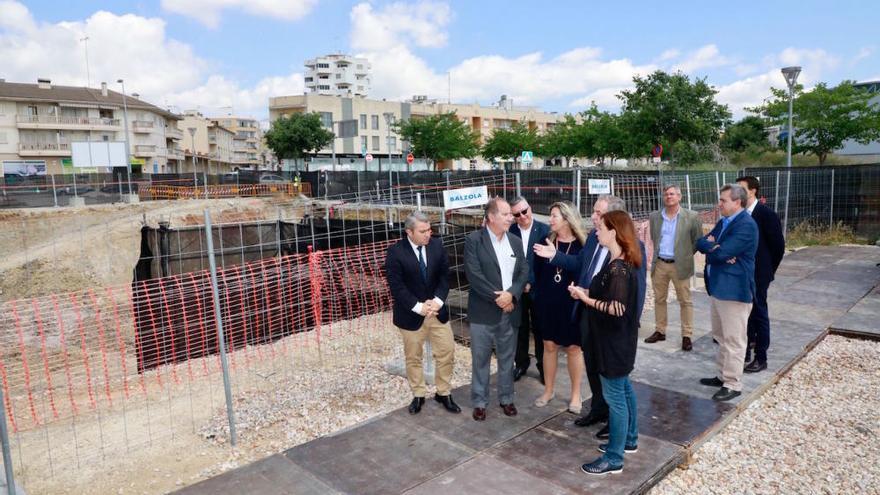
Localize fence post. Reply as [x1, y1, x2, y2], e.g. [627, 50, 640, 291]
[721, 172, 726, 186]
[0, 375, 17, 495]
[203, 172, 208, 198]
[356, 171, 361, 202]
[774, 170, 780, 211]
[502, 168, 507, 199]
[51, 174, 58, 207]
[203, 210, 238, 447]
[575, 169, 582, 212]
[829, 169, 835, 226]
[416, 192, 422, 211]
[714, 171, 720, 199]
[515, 173, 521, 198]
[783, 169, 792, 238]
[610, 176, 615, 197]
[685, 174, 692, 210]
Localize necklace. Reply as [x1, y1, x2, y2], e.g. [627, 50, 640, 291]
[553, 239, 573, 283]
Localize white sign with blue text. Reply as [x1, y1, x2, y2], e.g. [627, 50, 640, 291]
[443, 185, 489, 210]
[588, 179, 611, 194]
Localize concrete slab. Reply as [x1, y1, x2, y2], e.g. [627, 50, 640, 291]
[631, 381, 733, 446]
[489, 413, 682, 495]
[830, 293, 880, 337]
[404, 454, 573, 495]
[175, 454, 340, 495]
[283, 416, 473, 495]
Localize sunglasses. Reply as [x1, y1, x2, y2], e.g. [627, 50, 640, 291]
[512, 207, 529, 218]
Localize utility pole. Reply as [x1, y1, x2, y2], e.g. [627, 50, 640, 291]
[117, 79, 134, 198]
[80, 36, 91, 87]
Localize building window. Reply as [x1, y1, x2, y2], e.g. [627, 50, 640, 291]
[371, 115, 379, 130]
[372, 136, 380, 151]
[357, 64, 363, 69]
[0, 132, 7, 144]
[359, 114, 367, 130]
[319, 112, 333, 129]
[335, 73, 341, 79]
[360, 136, 368, 153]
[388, 137, 397, 154]
[317, 63, 330, 68]
[305, 77, 313, 82]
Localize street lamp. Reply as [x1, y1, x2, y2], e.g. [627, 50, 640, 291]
[781, 66, 801, 168]
[117, 79, 133, 196]
[780, 66, 801, 238]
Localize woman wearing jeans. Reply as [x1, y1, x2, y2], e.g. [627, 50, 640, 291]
[568, 209, 641, 475]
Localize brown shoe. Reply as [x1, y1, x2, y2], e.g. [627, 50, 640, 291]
[644, 331, 666, 343]
[682, 337, 693, 351]
[472, 407, 486, 421]
[500, 403, 518, 416]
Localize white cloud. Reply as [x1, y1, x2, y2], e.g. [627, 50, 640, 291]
[672, 44, 730, 74]
[161, 0, 317, 28]
[350, 1, 451, 51]
[166, 73, 304, 119]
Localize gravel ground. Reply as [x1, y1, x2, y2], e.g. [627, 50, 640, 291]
[651, 334, 880, 494]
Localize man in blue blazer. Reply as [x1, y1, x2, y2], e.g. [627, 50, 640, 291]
[534, 195, 646, 437]
[736, 176, 786, 373]
[509, 196, 551, 384]
[386, 211, 460, 415]
[696, 184, 759, 402]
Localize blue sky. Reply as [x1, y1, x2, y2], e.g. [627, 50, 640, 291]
[3, 0, 878, 120]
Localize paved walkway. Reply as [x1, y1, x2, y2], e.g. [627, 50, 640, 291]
[176, 246, 880, 495]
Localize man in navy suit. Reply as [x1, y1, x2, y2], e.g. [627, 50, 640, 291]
[697, 184, 759, 402]
[736, 176, 785, 373]
[386, 211, 460, 415]
[509, 196, 550, 384]
[534, 195, 646, 438]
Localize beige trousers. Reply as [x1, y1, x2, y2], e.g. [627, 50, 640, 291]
[652, 260, 694, 338]
[399, 316, 455, 397]
[710, 296, 752, 392]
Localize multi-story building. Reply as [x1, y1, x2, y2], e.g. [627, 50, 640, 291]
[267, 93, 562, 170]
[178, 112, 236, 174]
[0, 78, 182, 175]
[304, 54, 371, 98]
[210, 117, 264, 168]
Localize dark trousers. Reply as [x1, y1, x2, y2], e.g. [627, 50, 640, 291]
[514, 293, 542, 371]
[580, 312, 608, 417]
[747, 282, 770, 363]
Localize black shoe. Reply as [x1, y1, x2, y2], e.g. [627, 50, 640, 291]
[712, 387, 741, 402]
[682, 337, 693, 351]
[595, 424, 609, 440]
[644, 331, 666, 343]
[744, 360, 767, 373]
[500, 403, 518, 417]
[744, 353, 752, 364]
[581, 458, 622, 476]
[434, 394, 462, 413]
[513, 367, 528, 382]
[699, 377, 723, 387]
[472, 407, 486, 421]
[408, 397, 425, 414]
[574, 411, 608, 428]
[598, 443, 638, 454]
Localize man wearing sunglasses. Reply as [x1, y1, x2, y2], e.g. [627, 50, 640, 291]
[508, 197, 550, 385]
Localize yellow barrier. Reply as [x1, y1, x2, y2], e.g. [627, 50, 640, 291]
[139, 182, 311, 200]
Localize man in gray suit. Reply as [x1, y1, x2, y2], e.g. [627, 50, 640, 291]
[464, 197, 530, 421]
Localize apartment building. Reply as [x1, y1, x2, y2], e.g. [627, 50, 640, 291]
[304, 54, 371, 98]
[0, 78, 182, 175]
[177, 112, 237, 174]
[210, 117, 264, 168]
[267, 93, 562, 170]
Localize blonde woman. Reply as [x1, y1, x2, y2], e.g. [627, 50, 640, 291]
[532, 201, 587, 413]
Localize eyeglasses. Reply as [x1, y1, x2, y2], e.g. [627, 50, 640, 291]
[512, 207, 529, 218]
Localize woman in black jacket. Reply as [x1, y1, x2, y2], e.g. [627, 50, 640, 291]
[568, 209, 641, 476]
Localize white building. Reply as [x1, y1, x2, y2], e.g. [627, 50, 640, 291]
[0, 78, 183, 175]
[304, 54, 371, 98]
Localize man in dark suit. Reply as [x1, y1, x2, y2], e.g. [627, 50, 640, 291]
[464, 197, 530, 421]
[534, 195, 646, 438]
[697, 184, 758, 402]
[736, 176, 785, 373]
[509, 196, 550, 384]
[386, 211, 460, 415]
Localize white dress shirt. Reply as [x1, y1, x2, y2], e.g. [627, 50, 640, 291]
[407, 238, 445, 315]
[518, 223, 531, 259]
[490, 230, 516, 291]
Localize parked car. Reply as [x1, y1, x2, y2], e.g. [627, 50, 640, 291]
[522, 177, 570, 197]
[258, 174, 288, 184]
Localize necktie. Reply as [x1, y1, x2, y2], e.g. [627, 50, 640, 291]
[720, 217, 731, 237]
[418, 246, 427, 282]
[585, 244, 602, 285]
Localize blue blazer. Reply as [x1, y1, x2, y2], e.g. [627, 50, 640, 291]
[550, 229, 647, 326]
[385, 236, 450, 331]
[696, 211, 759, 303]
[509, 220, 550, 289]
[751, 202, 785, 288]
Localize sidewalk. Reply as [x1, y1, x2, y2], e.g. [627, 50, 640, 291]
[175, 245, 880, 495]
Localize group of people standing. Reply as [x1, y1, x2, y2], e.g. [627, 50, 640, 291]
[384, 176, 783, 476]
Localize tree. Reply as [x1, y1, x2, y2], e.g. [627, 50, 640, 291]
[541, 115, 595, 166]
[581, 106, 648, 166]
[481, 122, 540, 168]
[264, 112, 334, 161]
[618, 70, 732, 165]
[395, 112, 479, 169]
[750, 80, 880, 164]
[720, 116, 770, 152]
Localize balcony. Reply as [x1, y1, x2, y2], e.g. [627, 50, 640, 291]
[132, 120, 155, 133]
[166, 127, 183, 140]
[208, 135, 217, 143]
[16, 114, 121, 131]
[134, 144, 157, 157]
[18, 142, 71, 156]
[166, 148, 184, 161]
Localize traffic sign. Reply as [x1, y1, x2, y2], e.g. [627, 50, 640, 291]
[365, 153, 373, 162]
[406, 153, 414, 165]
[521, 151, 533, 164]
[652, 144, 663, 157]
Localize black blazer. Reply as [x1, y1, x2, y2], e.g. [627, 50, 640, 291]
[464, 228, 529, 325]
[751, 202, 785, 288]
[385, 236, 450, 331]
